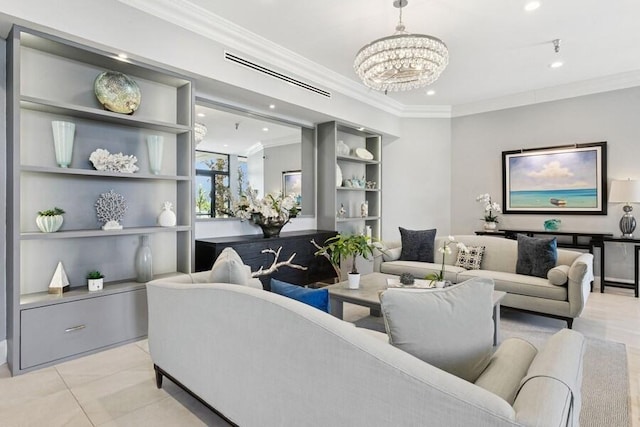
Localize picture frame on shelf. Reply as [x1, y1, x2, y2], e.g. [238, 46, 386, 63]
[502, 142, 607, 215]
[282, 170, 302, 209]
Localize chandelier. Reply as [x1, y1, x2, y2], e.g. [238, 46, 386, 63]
[354, 0, 448, 92]
[194, 122, 208, 143]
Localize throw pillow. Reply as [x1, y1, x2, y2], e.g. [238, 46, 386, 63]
[455, 245, 485, 270]
[547, 264, 570, 286]
[515, 234, 558, 278]
[398, 227, 436, 262]
[379, 277, 495, 383]
[209, 247, 251, 285]
[270, 279, 330, 313]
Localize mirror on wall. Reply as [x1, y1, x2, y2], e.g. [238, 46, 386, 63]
[194, 100, 314, 219]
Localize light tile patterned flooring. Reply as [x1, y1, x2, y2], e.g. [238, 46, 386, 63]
[0, 282, 638, 426]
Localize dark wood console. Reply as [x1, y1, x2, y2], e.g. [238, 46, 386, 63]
[196, 230, 338, 289]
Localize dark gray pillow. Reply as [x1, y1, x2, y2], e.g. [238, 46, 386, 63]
[398, 227, 436, 262]
[516, 234, 558, 278]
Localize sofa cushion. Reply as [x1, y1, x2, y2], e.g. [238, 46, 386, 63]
[455, 246, 485, 270]
[474, 338, 537, 404]
[270, 279, 330, 312]
[547, 265, 570, 286]
[380, 260, 465, 283]
[457, 270, 567, 301]
[380, 277, 495, 383]
[209, 247, 252, 286]
[398, 227, 436, 262]
[516, 235, 558, 278]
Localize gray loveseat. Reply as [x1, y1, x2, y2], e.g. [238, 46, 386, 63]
[147, 279, 585, 426]
[375, 234, 594, 327]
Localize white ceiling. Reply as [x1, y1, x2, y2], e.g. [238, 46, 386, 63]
[149, 0, 640, 109]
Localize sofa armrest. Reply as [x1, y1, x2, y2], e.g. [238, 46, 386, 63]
[512, 329, 585, 427]
[567, 253, 594, 317]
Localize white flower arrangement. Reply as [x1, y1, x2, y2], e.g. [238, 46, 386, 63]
[232, 186, 298, 225]
[476, 193, 501, 223]
[89, 148, 139, 173]
[427, 235, 467, 283]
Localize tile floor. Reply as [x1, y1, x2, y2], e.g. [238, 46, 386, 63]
[0, 282, 638, 426]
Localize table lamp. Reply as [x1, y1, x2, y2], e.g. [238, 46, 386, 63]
[608, 179, 640, 238]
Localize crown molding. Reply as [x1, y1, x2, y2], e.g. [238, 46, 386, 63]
[452, 70, 640, 118]
[120, 0, 640, 121]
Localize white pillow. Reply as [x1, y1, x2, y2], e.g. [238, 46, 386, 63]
[547, 264, 570, 286]
[380, 277, 495, 382]
[209, 247, 251, 285]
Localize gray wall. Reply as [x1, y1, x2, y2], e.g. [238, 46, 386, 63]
[1, 38, 6, 342]
[263, 143, 301, 195]
[451, 87, 640, 279]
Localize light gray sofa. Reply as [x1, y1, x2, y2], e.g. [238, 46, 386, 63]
[375, 235, 594, 328]
[146, 279, 585, 426]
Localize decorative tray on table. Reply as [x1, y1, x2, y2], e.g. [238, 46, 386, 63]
[386, 278, 435, 289]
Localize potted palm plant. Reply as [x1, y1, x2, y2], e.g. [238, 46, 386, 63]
[313, 233, 374, 289]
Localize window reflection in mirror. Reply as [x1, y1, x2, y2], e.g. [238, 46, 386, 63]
[195, 101, 308, 219]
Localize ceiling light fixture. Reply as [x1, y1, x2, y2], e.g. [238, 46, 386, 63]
[197, 112, 206, 117]
[269, 104, 276, 109]
[549, 38, 563, 68]
[354, 0, 448, 93]
[262, 127, 269, 132]
[524, 1, 541, 12]
[194, 122, 208, 143]
[426, 89, 436, 96]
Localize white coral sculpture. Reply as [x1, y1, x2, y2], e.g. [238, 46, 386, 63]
[89, 148, 139, 173]
[95, 190, 127, 230]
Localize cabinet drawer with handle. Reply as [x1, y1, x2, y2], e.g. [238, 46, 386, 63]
[20, 289, 147, 370]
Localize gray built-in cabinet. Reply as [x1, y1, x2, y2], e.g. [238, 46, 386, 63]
[316, 121, 382, 240]
[6, 26, 194, 374]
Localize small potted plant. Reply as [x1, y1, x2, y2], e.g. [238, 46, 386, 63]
[36, 207, 65, 233]
[313, 233, 374, 289]
[87, 271, 104, 292]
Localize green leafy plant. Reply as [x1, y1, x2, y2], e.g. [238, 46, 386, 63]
[87, 271, 104, 280]
[37, 207, 65, 216]
[313, 233, 374, 280]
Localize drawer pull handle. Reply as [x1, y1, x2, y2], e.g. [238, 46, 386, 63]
[64, 325, 86, 333]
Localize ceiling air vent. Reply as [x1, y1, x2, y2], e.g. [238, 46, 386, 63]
[224, 51, 331, 98]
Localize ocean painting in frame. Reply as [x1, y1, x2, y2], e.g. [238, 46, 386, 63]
[502, 142, 607, 215]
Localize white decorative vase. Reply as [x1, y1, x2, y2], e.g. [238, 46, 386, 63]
[146, 135, 164, 175]
[51, 121, 75, 168]
[336, 164, 343, 187]
[347, 273, 360, 289]
[435, 281, 446, 288]
[336, 140, 350, 156]
[157, 202, 177, 227]
[88, 278, 103, 292]
[36, 215, 63, 233]
[483, 222, 497, 231]
[135, 235, 153, 283]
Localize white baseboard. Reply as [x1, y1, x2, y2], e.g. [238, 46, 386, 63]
[0, 340, 6, 366]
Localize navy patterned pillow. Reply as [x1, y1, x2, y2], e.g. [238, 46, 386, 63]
[398, 227, 436, 262]
[516, 234, 558, 278]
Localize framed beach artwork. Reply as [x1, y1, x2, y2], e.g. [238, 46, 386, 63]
[502, 142, 607, 215]
[282, 170, 302, 208]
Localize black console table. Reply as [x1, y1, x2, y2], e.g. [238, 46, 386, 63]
[475, 229, 612, 252]
[600, 236, 640, 297]
[196, 229, 338, 289]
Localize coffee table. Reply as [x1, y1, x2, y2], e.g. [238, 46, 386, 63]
[326, 272, 507, 345]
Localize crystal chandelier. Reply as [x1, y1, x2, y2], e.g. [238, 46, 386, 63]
[354, 0, 448, 92]
[194, 122, 208, 143]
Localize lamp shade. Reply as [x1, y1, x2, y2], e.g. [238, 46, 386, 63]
[608, 179, 640, 203]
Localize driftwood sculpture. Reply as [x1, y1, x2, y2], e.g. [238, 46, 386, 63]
[251, 247, 308, 277]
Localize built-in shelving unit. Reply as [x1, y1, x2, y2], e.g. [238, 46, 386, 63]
[316, 121, 382, 239]
[6, 26, 194, 374]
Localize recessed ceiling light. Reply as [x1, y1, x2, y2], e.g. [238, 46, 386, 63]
[269, 104, 276, 109]
[117, 53, 128, 59]
[223, 144, 228, 147]
[197, 113, 206, 117]
[357, 127, 365, 131]
[426, 90, 436, 96]
[262, 127, 269, 132]
[550, 61, 564, 68]
[524, 1, 540, 12]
